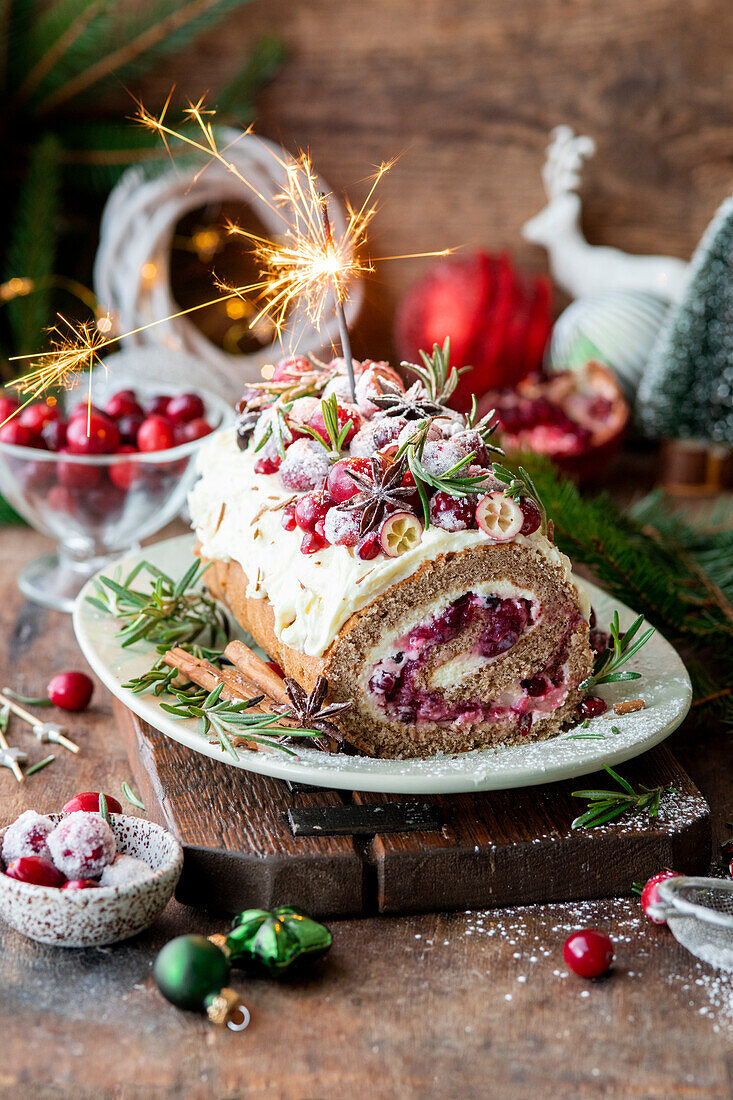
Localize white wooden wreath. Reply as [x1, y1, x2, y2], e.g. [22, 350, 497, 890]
[93, 131, 363, 403]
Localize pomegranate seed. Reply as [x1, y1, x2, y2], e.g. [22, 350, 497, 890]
[20, 402, 59, 433]
[179, 417, 212, 442]
[327, 457, 372, 503]
[62, 879, 99, 891]
[579, 695, 607, 719]
[640, 870, 683, 924]
[137, 415, 175, 453]
[300, 530, 326, 554]
[5, 856, 66, 888]
[47, 670, 94, 712]
[295, 490, 333, 532]
[282, 504, 297, 531]
[563, 929, 614, 978]
[116, 413, 144, 445]
[166, 393, 205, 424]
[0, 422, 38, 447]
[106, 392, 143, 420]
[109, 446, 139, 491]
[67, 413, 120, 455]
[356, 531, 381, 560]
[62, 792, 122, 814]
[41, 420, 67, 451]
[56, 449, 102, 490]
[519, 496, 542, 535]
[255, 454, 281, 475]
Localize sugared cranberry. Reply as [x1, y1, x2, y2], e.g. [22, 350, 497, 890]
[116, 413, 144, 445]
[178, 417, 212, 443]
[563, 930, 614, 978]
[429, 491, 475, 532]
[356, 531, 381, 560]
[166, 393, 205, 424]
[20, 401, 59, 433]
[279, 439, 330, 491]
[272, 356, 311, 382]
[62, 878, 99, 891]
[519, 497, 542, 536]
[57, 449, 101, 490]
[62, 792, 122, 814]
[137, 415, 174, 453]
[0, 395, 19, 422]
[640, 870, 684, 924]
[300, 530, 326, 554]
[579, 695, 607, 719]
[323, 507, 361, 546]
[106, 392, 143, 420]
[144, 394, 172, 417]
[327, 457, 372, 503]
[282, 504, 297, 531]
[41, 419, 67, 451]
[47, 670, 94, 711]
[2, 810, 54, 864]
[0, 421, 37, 447]
[47, 812, 116, 879]
[109, 446, 139, 491]
[5, 856, 66, 888]
[255, 454, 281, 475]
[294, 490, 333, 532]
[67, 413, 120, 455]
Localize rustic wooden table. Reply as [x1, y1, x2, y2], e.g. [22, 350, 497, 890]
[1, 524, 732, 1100]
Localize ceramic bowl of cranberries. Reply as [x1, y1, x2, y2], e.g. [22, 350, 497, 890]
[0, 804, 183, 947]
[0, 383, 232, 612]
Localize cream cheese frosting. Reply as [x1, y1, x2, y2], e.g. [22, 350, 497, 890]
[189, 428, 592, 658]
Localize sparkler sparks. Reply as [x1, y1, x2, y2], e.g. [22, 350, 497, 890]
[5, 95, 454, 423]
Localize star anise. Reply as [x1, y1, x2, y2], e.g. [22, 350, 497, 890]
[274, 676, 352, 752]
[371, 380, 445, 421]
[338, 454, 415, 535]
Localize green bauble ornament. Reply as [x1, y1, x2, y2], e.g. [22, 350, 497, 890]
[226, 907, 332, 976]
[153, 934, 231, 1010]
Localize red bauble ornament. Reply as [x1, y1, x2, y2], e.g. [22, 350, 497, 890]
[563, 929, 614, 978]
[395, 251, 552, 411]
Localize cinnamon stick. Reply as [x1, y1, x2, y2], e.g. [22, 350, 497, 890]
[224, 640, 290, 706]
[162, 649, 269, 752]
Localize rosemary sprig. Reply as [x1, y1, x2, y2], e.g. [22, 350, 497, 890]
[406, 446, 489, 528]
[492, 463, 549, 536]
[87, 559, 229, 654]
[159, 681, 323, 760]
[124, 658, 182, 696]
[26, 755, 55, 776]
[121, 782, 145, 811]
[465, 397, 504, 454]
[253, 402, 294, 459]
[402, 338, 472, 404]
[299, 393, 354, 457]
[571, 764, 675, 829]
[580, 611, 654, 691]
[98, 792, 111, 824]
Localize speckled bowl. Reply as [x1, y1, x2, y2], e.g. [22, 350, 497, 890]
[0, 814, 183, 947]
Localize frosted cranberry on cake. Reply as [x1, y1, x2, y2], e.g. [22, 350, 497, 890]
[189, 346, 594, 758]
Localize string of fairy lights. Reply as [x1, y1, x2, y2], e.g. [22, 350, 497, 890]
[2, 94, 453, 426]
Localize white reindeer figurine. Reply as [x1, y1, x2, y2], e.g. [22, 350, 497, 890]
[522, 126, 689, 304]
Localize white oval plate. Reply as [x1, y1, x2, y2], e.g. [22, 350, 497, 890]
[73, 535, 692, 795]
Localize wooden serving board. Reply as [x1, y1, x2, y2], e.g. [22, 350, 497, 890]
[115, 700, 712, 917]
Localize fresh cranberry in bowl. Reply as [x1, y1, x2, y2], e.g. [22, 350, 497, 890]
[166, 393, 205, 424]
[62, 879, 99, 891]
[57, 449, 102, 490]
[5, 856, 66, 888]
[105, 391, 143, 420]
[0, 421, 38, 447]
[0, 395, 19, 422]
[109, 445, 140, 491]
[67, 413, 120, 455]
[62, 792, 121, 814]
[176, 417, 212, 444]
[137, 415, 175, 453]
[41, 420, 67, 451]
[20, 401, 59, 433]
[144, 394, 173, 417]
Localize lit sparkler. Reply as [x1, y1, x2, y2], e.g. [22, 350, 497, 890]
[5, 94, 453, 421]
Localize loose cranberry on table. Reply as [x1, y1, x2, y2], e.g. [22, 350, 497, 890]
[166, 392, 205, 424]
[137, 415, 175, 452]
[67, 412, 120, 455]
[563, 929, 614, 978]
[47, 670, 94, 712]
[62, 792, 122, 815]
[640, 870, 684, 924]
[5, 855, 66, 888]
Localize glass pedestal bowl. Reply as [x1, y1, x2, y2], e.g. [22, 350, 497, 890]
[0, 387, 233, 612]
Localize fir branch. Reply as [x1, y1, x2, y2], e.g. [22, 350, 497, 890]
[402, 338, 471, 404]
[10, 0, 105, 108]
[5, 134, 62, 352]
[572, 764, 675, 829]
[580, 611, 654, 691]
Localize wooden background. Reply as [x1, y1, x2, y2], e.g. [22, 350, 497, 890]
[111, 0, 733, 358]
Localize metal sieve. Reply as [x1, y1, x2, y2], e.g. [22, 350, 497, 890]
[648, 877, 733, 971]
